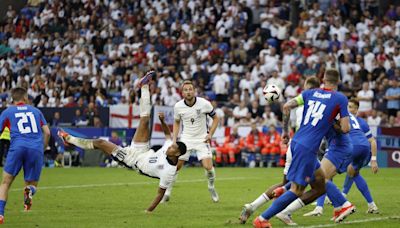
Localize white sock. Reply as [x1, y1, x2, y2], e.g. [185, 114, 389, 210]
[315, 206, 324, 212]
[368, 202, 376, 208]
[67, 135, 94, 149]
[281, 198, 305, 215]
[206, 167, 215, 188]
[342, 201, 352, 208]
[140, 85, 151, 117]
[165, 174, 178, 196]
[250, 193, 270, 210]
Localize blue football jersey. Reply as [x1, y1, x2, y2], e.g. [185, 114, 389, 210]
[325, 126, 351, 147]
[293, 88, 349, 153]
[0, 104, 47, 149]
[348, 114, 370, 147]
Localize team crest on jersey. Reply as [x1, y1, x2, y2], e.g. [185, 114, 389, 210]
[196, 109, 201, 116]
[157, 164, 164, 170]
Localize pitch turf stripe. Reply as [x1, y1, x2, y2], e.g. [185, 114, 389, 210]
[10, 176, 259, 191]
[299, 216, 400, 228]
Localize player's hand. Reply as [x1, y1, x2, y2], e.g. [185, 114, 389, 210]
[204, 134, 212, 144]
[371, 160, 378, 174]
[282, 132, 289, 145]
[158, 112, 165, 122]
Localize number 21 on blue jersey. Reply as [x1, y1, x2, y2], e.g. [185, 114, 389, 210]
[15, 112, 38, 134]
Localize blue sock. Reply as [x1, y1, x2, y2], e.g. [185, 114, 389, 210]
[316, 194, 326, 207]
[326, 181, 346, 208]
[342, 175, 353, 195]
[284, 182, 291, 190]
[28, 185, 37, 196]
[353, 175, 373, 203]
[261, 191, 298, 220]
[0, 200, 6, 216]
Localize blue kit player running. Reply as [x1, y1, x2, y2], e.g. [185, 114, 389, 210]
[0, 87, 50, 224]
[253, 69, 351, 228]
[343, 98, 379, 213]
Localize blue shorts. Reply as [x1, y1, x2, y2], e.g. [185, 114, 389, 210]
[351, 145, 371, 171]
[4, 146, 43, 181]
[287, 141, 320, 187]
[324, 144, 353, 174]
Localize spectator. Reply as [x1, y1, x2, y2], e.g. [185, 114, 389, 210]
[385, 80, 400, 117]
[242, 122, 264, 168]
[357, 82, 374, 117]
[216, 126, 243, 167]
[261, 124, 281, 167]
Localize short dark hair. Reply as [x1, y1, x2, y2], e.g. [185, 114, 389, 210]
[11, 87, 27, 102]
[176, 141, 187, 156]
[324, 69, 340, 84]
[305, 76, 320, 89]
[181, 80, 194, 89]
[349, 98, 359, 107]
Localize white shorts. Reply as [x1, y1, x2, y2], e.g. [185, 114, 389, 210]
[111, 142, 150, 170]
[178, 141, 212, 161]
[283, 142, 292, 176]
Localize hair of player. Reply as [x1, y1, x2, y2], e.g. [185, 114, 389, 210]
[181, 80, 194, 89]
[305, 76, 320, 89]
[11, 87, 27, 102]
[176, 141, 187, 156]
[349, 98, 359, 107]
[323, 69, 340, 84]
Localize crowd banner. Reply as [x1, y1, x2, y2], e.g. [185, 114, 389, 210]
[109, 104, 140, 128]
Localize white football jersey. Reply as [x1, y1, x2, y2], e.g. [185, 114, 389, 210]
[135, 140, 177, 189]
[174, 97, 216, 143]
[295, 106, 304, 130]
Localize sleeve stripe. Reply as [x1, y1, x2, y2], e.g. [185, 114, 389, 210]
[208, 109, 216, 117]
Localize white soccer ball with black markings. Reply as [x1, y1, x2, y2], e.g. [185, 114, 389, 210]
[263, 84, 281, 102]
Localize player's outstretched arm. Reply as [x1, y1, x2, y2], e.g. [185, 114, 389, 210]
[42, 124, 51, 150]
[369, 137, 378, 174]
[205, 115, 219, 143]
[282, 97, 300, 144]
[172, 119, 180, 144]
[146, 187, 166, 213]
[158, 112, 171, 141]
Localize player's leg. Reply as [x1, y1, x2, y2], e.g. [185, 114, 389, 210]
[276, 167, 325, 225]
[198, 143, 219, 202]
[347, 163, 378, 213]
[240, 175, 287, 224]
[59, 130, 119, 155]
[0, 149, 21, 223]
[320, 157, 355, 222]
[22, 148, 44, 211]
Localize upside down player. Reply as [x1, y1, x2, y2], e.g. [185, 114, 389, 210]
[253, 69, 351, 228]
[239, 76, 321, 224]
[0, 87, 50, 223]
[162, 80, 220, 203]
[58, 71, 187, 212]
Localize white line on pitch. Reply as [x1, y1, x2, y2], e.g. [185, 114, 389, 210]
[10, 176, 259, 191]
[298, 216, 400, 228]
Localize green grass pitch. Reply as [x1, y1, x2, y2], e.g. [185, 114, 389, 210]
[3, 167, 400, 227]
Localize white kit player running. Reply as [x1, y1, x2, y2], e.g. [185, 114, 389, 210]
[239, 76, 321, 224]
[58, 71, 187, 212]
[161, 80, 220, 203]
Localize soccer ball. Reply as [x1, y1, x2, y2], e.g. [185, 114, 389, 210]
[263, 84, 281, 102]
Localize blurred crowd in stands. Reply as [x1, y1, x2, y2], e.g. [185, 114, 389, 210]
[0, 0, 399, 133]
